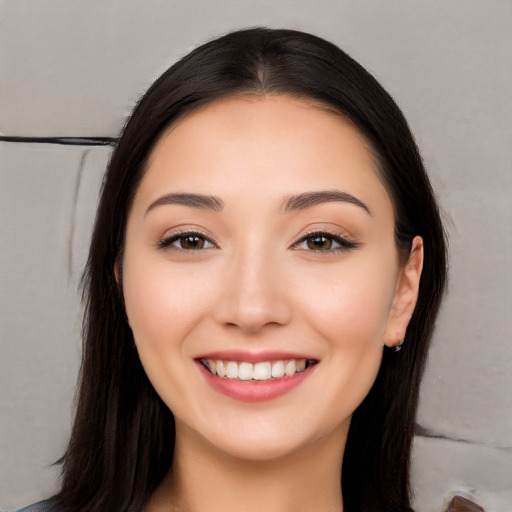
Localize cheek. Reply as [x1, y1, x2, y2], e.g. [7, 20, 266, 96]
[121, 258, 213, 410]
[122, 259, 212, 347]
[300, 260, 396, 346]
[295, 255, 398, 409]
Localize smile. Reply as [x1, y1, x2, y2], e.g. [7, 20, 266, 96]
[200, 358, 317, 381]
[197, 356, 319, 402]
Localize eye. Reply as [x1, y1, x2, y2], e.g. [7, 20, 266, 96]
[293, 231, 357, 253]
[158, 231, 216, 252]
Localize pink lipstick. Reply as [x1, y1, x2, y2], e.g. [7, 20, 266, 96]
[195, 351, 318, 402]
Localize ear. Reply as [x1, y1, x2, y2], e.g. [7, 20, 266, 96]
[114, 257, 123, 288]
[383, 236, 424, 349]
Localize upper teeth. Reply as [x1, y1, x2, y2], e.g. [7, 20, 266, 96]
[201, 358, 310, 381]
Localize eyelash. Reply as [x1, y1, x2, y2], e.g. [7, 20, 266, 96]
[157, 231, 217, 252]
[158, 230, 356, 254]
[291, 231, 357, 253]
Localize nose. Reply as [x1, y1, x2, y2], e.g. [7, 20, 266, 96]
[212, 250, 292, 333]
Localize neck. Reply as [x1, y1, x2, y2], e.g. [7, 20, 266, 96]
[148, 423, 346, 512]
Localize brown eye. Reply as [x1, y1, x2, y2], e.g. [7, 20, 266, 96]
[158, 231, 216, 252]
[293, 231, 357, 253]
[306, 235, 333, 251]
[180, 235, 206, 250]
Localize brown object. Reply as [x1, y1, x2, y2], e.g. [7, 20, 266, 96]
[444, 494, 485, 512]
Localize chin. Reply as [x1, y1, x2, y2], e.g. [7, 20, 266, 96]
[193, 414, 350, 464]
[223, 437, 303, 462]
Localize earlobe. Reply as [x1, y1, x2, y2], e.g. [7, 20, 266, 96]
[114, 257, 123, 290]
[114, 258, 129, 316]
[114, 261, 120, 285]
[384, 236, 424, 348]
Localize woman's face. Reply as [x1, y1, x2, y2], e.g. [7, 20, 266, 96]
[122, 95, 422, 462]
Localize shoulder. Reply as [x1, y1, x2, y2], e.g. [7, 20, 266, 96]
[5, 500, 55, 512]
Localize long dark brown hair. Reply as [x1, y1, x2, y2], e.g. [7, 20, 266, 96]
[54, 27, 447, 512]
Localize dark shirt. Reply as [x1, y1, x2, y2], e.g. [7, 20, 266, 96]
[9, 500, 54, 512]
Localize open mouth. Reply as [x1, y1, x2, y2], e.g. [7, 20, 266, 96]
[199, 358, 318, 382]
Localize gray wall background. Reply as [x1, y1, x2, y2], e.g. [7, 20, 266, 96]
[1, 1, 511, 511]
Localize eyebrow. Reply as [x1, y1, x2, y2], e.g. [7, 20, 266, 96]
[145, 193, 224, 216]
[283, 190, 372, 215]
[144, 190, 371, 216]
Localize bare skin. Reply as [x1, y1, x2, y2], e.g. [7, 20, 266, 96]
[149, 422, 346, 512]
[121, 95, 423, 512]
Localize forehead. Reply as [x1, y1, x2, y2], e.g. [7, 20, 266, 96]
[135, 95, 391, 216]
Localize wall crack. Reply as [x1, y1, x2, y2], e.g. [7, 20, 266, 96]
[415, 423, 511, 451]
[67, 149, 89, 281]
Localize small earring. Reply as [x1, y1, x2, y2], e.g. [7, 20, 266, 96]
[395, 341, 404, 352]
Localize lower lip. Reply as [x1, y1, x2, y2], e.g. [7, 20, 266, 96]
[198, 362, 315, 402]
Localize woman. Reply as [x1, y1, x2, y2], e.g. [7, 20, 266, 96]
[18, 27, 447, 512]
